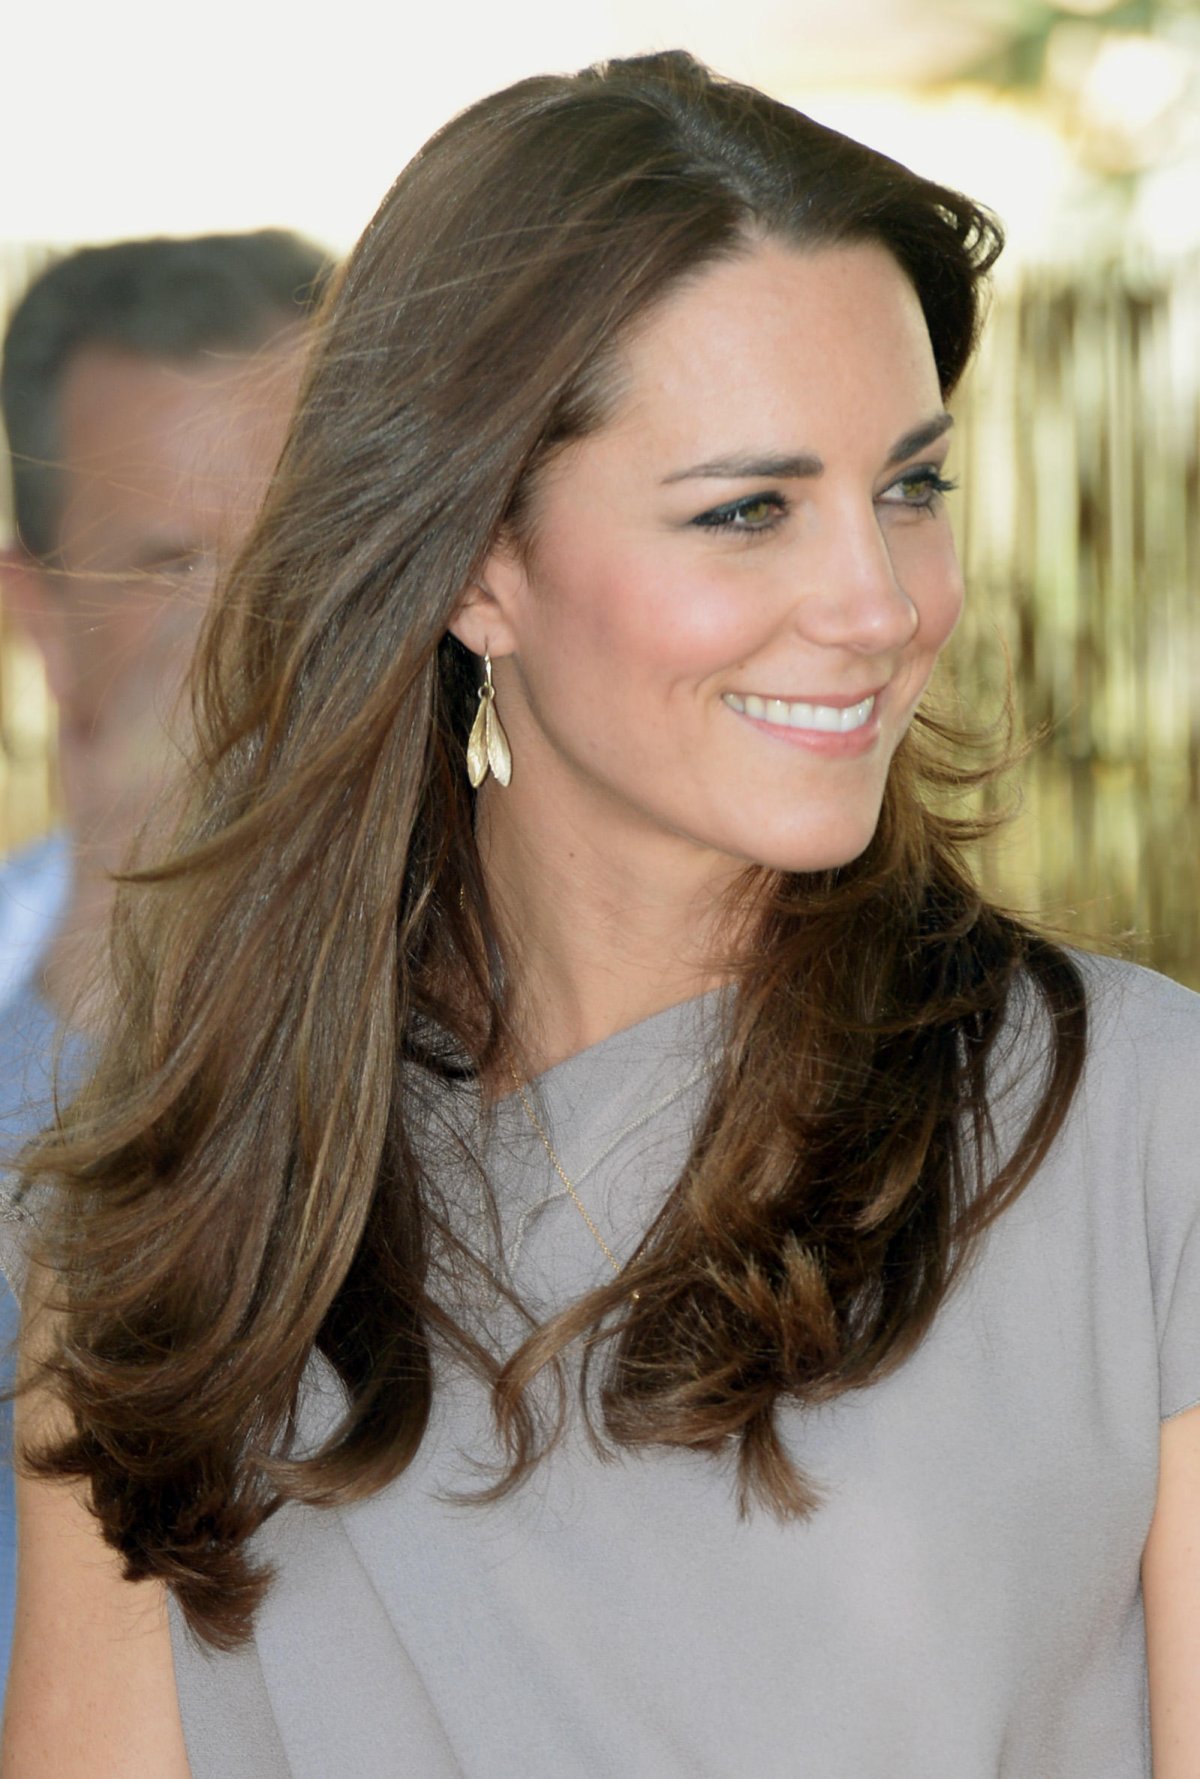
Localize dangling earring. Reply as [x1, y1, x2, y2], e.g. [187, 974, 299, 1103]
[466, 652, 512, 788]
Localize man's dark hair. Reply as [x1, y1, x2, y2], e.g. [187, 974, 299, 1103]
[1, 229, 331, 556]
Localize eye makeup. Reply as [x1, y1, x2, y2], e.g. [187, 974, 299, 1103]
[691, 492, 789, 533]
[879, 466, 958, 510]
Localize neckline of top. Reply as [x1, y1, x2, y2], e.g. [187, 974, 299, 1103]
[501, 984, 730, 1110]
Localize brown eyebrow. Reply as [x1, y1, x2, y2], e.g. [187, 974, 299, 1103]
[660, 412, 954, 485]
[884, 413, 954, 467]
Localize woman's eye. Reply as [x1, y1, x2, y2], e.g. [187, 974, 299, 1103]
[880, 467, 958, 511]
[692, 492, 787, 533]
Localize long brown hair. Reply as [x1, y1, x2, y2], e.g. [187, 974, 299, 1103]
[18, 50, 1085, 1649]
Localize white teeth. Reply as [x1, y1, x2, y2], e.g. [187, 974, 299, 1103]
[722, 692, 876, 733]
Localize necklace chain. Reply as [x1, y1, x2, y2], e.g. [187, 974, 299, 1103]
[507, 1062, 640, 1300]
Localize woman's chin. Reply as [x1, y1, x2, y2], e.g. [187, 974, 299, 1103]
[729, 811, 884, 878]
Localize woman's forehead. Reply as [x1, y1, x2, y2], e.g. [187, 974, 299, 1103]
[592, 240, 939, 465]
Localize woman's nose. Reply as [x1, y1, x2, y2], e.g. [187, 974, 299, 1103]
[789, 504, 920, 655]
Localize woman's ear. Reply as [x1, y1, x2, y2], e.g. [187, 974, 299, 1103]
[446, 533, 528, 659]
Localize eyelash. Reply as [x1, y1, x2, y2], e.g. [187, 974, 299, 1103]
[691, 468, 959, 534]
[884, 469, 959, 512]
[693, 493, 788, 533]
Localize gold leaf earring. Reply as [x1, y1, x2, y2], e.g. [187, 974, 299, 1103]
[466, 652, 512, 788]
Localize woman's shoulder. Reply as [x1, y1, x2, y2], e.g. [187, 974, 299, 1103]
[1028, 949, 1200, 1241]
[1070, 948, 1200, 1093]
[1052, 952, 1200, 1423]
[992, 945, 1199, 1200]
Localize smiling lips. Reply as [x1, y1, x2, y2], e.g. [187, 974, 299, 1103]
[722, 691, 877, 734]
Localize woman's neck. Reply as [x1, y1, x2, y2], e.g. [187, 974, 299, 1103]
[476, 780, 748, 1077]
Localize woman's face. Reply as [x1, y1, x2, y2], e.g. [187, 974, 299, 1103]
[469, 238, 964, 882]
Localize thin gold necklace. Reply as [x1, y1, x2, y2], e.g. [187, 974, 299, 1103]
[507, 1061, 641, 1302]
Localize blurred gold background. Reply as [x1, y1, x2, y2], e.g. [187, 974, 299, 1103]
[1, 0, 1197, 982]
[953, 257, 1199, 986]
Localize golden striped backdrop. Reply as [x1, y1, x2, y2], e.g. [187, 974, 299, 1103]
[0, 248, 1197, 986]
[951, 258, 1199, 989]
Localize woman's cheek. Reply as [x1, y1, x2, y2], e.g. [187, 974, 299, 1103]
[588, 567, 728, 674]
[904, 531, 964, 656]
[930, 560, 966, 653]
[645, 564, 767, 669]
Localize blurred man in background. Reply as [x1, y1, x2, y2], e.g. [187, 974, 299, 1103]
[0, 228, 329, 1697]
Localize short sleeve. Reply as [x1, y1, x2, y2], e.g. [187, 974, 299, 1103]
[1143, 1017, 1200, 1419]
[1085, 957, 1200, 1421]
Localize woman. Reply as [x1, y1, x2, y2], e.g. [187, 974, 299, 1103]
[3, 50, 1198, 1779]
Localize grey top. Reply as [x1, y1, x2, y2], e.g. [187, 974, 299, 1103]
[4, 953, 1199, 1777]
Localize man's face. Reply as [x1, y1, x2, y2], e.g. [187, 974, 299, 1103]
[12, 336, 304, 866]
